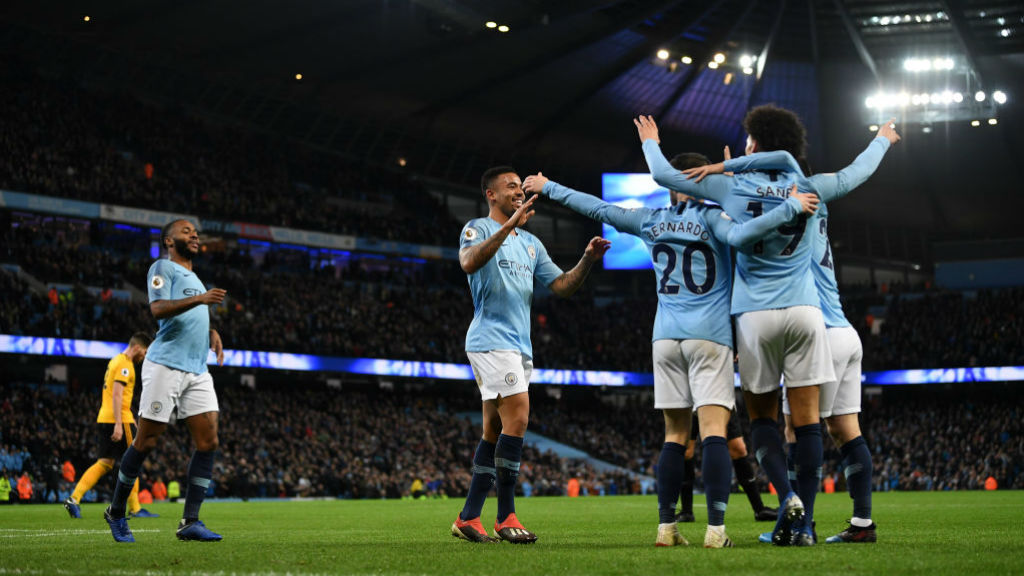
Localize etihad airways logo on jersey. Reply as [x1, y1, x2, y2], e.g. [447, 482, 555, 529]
[643, 220, 710, 242]
[498, 259, 533, 278]
[184, 288, 203, 297]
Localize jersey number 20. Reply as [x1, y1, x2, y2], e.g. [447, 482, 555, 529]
[653, 242, 716, 295]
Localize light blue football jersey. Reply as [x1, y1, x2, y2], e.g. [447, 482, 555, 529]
[460, 217, 563, 359]
[721, 137, 892, 327]
[146, 259, 211, 374]
[643, 137, 890, 316]
[543, 181, 804, 347]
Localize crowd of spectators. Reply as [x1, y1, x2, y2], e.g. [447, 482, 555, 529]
[0, 380, 645, 504]
[0, 70, 461, 245]
[858, 288, 1024, 370]
[3, 212, 1024, 373]
[2, 379, 1019, 506]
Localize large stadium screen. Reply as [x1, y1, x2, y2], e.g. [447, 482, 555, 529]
[600, 173, 669, 270]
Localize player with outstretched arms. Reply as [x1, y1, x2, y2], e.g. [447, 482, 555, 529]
[451, 166, 609, 545]
[522, 153, 818, 548]
[636, 107, 894, 546]
[694, 122, 901, 544]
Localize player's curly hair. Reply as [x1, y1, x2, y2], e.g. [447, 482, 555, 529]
[669, 152, 710, 171]
[743, 104, 807, 159]
[480, 166, 517, 198]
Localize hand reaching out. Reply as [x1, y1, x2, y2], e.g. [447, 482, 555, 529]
[634, 115, 660, 144]
[583, 237, 612, 262]
[522, 173, 549, 195]
[877, 118, 901, 145]
[790, 186, 820, 214]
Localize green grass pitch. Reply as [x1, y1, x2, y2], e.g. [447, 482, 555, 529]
[2, 491, 1022, 575]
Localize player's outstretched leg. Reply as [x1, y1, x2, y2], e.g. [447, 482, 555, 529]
[452, 439, 498, 543]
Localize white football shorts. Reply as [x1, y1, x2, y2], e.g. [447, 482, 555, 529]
[139, 359, 219, 423]
[819, 326, 864, 418]
[467, 350, 532, 401]
[652, 339, 735, 411]
[736, 305, 835, 395]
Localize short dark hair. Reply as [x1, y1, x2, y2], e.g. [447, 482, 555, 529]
[129, 332, 153, 348]
[160, 219, 182, 250]
[480, 166, 517, 197]
[669, 152, 710, 171]
[743, 104, 807, 159]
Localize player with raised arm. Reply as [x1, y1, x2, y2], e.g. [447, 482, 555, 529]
[636, 107, 894, 546]
[698, 122, 901, 544]
[104, 219, 227, 543]
[451, 167, 610, 545]
[65, 333, 157, 520]
[522, 157, 817, 548]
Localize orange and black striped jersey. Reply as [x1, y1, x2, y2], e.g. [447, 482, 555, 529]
[97, 353, 136, 424]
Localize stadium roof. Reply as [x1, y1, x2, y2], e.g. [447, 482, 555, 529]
[3, 0, 1024, 237]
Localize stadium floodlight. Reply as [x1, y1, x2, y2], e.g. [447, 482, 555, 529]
[1000, 28, 1011, 38]
[869, 125, 879, 132]
[713, 53, 726, 64]
[993, 91, 1007, 104]
[295, 73, 303, 81]
[971, 120, 981, 127]
[657, 49, 670, 60]
[880, 16, 890, 25]
[865, 96, 876, 109]
[681, 55, 692, 64]
[498, 25, 509, 32]
[976, 91, 986, 102]
[921, 93, 931, 104]
[485, 21, 497, 28]
[911, 94, 922, 105]
[988, 118, 998, 125]
[742, 66, 754, 75]
[739, 54, 754, 67]
[953, 92, 963, 103]
[83, 15, 91, 22]
[707, 61, 719, 69]
[898, 92, 910, 106]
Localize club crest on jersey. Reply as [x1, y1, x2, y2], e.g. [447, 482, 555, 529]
[504, 372, 518, 387]
[527, 245, 536, 259]
[464, 227, 478, 241]
[150, 275, 165, 289]
[150, 402, 162, 414]
[120, 368, 130, 377]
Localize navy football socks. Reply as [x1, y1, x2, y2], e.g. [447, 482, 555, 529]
[495, 434, 524, 523]
[459, 439, 496, 521]
[750, 418, 794, 503]
[841, 435, 874, 521]
[702, 436, 731, 526]
[657, 442, 686, 524]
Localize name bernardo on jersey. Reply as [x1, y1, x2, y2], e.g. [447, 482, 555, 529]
[644, 218, 712, 243]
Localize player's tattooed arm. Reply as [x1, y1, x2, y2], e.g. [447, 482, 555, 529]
[150, 289, 226, 319]
[459, 195, 538, 274]
[548, 237, 611, 298]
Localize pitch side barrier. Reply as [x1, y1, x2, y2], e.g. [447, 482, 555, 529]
[3, 335, 1023, 387]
